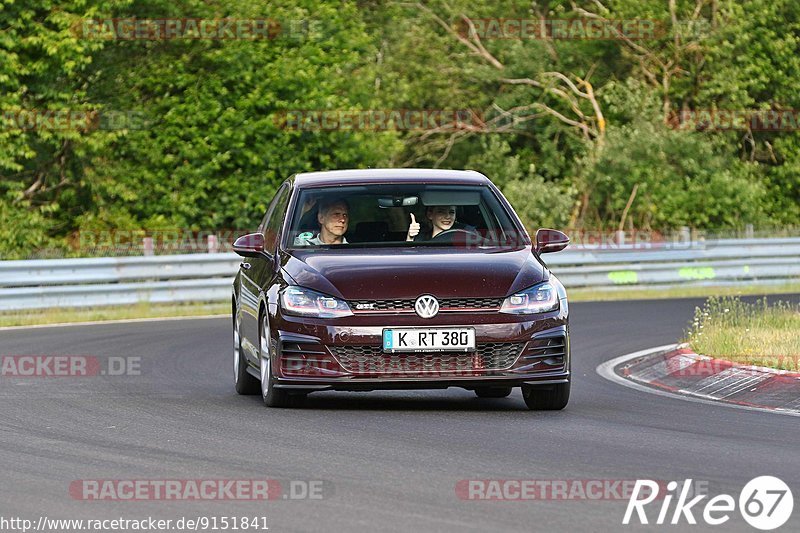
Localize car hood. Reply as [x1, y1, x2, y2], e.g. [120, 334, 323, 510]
[281, 247, 546, 300]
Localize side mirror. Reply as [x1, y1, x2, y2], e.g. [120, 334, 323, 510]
[535, 228, 569, 254]
[233, 232, 266, 258]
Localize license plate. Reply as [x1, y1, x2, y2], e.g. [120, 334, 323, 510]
[382, 328, 475, 353]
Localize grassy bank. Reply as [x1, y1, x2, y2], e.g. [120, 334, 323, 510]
[684, 296, 800, 371]
[568, 281, 800, 302]
[0, 302, 229, 328]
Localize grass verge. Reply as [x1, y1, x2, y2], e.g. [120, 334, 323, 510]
[684, 296, 800, 371]
[569, 281, 800, 302]
[0, 302, 229, 328]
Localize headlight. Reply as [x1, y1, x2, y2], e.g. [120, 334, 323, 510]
[281, 286, 353, 318]
[500, 282, 559, 315]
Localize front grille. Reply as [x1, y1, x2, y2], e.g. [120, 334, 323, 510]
[329, 342, 523, 374]
[349, 297, 503, 313]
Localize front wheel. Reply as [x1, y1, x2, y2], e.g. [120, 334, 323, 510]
[259, 313, 296, 408]
[233, 309, 259, 395]
[522, 381, 570, 410]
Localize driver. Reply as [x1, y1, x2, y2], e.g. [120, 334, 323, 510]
[406, 205, 457, 241]
[294, 198, 350, 245]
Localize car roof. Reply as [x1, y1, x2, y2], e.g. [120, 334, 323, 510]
[292, 168, 490, 188]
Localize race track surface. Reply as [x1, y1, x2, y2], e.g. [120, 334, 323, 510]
[1, 297, 798, 532]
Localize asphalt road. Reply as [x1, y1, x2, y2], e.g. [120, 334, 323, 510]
[1, 297, 798, 532]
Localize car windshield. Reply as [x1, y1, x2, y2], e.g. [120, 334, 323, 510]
[285, 183, 527, 250]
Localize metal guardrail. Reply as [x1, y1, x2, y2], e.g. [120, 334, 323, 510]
[547, 237, 800, 290]
[0, 254, 241, 311]
[1, 238, 799, 311]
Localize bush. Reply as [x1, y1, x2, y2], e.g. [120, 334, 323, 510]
[467, 136, 576, 229]
[580, 121, 771, 230]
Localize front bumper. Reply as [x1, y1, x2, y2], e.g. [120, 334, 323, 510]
[268, 306, 570, 392]
[273, 376, 569, 392]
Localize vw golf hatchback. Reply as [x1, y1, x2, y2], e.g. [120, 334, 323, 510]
[231, 169, 570, 409]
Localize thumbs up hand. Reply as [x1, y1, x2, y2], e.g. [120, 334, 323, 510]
[406, 213, 420, 241]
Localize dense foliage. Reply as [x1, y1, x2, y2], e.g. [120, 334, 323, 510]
[1, 0, 798, 257]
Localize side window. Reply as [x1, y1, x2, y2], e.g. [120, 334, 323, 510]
[256, 211, 270, 234]
[263, 184, 291, 252]
[257, 186, 283, 233]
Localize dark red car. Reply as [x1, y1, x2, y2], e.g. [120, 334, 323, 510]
[231, 169, 570, 409]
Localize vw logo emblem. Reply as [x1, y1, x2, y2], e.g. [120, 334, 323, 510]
[414, 295, 439, 319]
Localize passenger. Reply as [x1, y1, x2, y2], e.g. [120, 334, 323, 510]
[294, 198, 350, 245]
[406, 205, 457, 241]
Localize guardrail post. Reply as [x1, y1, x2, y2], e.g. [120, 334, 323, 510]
[678, 226, 691, 245]
[143, 237, 154, 256]
[208, 235, 219, 254]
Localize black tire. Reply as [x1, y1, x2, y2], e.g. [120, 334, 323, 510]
[233, 306, 259, 395]
[522, 381, 570, 410]
[259, 312, 294, 408]
[474, 386, 513, 398]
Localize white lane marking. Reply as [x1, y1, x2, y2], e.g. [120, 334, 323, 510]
[0, 314, 228, 331]
[596, 345, 800, 418]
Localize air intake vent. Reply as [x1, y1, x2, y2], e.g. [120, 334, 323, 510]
[522, 336, 566, 369]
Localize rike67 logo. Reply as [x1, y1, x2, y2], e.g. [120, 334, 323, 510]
[624, 477, 793, 530]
